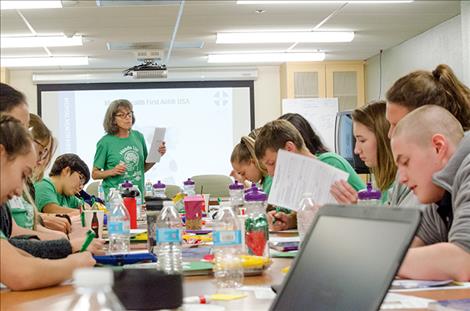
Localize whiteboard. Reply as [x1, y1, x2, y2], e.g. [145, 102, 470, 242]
[282, 98, 339, 151]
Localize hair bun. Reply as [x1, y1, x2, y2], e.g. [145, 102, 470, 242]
[432, 68, 441, 80]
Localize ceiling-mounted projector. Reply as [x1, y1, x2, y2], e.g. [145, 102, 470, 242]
[123, 62, 168, 79]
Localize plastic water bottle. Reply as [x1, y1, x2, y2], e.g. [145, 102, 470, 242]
[244, 187, 269, 258]
[97, 181, 105, 201]
[68, 268, 124, 311]
[229, 180, 244, 215]
[156, 201, 182, 274]
[153, 181, 167, 198]
[145, 180, 154, 197]
[213, 202, 244, 291]
[297, 193, 320, 242]
[108, 189, 130, 254]
[183, 178, 196, 196]
[358, 182, 382, 206]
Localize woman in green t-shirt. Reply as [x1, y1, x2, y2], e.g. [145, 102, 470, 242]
[330, 101, 397, 205]
[230, 132, 272, 193]
[92, 99, 166, 197]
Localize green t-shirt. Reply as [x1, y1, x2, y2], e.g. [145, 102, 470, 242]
[93, 130, 148, 198]
[34, 177, 81, 212]
[7, 196, 35, 230]
[316, 152, 366, 191]
[0, 229, 6, 239]
[261, 175, 273, 194]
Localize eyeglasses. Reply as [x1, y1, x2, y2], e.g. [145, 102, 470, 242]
[115, 111, 133, 119]
[77, 172, 86, 186]
[34, 139, 49, 162]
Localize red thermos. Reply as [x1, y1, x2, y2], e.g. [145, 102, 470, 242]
[122, 197, 137, 229]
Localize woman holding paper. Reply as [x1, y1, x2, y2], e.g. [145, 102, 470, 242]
[92, 99, 166, 197]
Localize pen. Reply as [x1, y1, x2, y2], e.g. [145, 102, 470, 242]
[80, 230, 96, 252]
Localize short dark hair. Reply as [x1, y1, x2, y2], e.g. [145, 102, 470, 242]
[0, 83, 27, 113]
[49, 153, 90, 183]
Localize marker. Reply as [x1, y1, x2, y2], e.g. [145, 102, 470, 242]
[80, 230, 96, 252]
[183, 295, 211, 304]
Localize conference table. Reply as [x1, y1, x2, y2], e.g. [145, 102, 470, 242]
[2, 255, 469, 311]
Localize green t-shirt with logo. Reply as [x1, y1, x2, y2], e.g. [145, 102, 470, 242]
[316, 152, 366, 191]
[7, 196, 35, 230]
[93, 130, 148, 198]
[34, 177, 81, 212]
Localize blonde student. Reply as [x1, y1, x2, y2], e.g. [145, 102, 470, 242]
[0, 116, 95, 290]
[385, 64, 470, 208]
[330, 101, 396, 205]
[230, 131, 272, 194]
[391, 105, 470, 281]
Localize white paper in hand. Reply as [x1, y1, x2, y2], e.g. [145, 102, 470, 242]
[146, 127, 166, 163]
[267, 150, 349, 210]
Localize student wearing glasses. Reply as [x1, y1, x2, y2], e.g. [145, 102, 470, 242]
[34, 153, 90, 214]
[92, 99, 166, 198]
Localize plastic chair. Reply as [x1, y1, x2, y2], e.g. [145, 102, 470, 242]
[85, 181, 100, 197]
[190, 175, 232, 197]
[165, 184, 182, 199]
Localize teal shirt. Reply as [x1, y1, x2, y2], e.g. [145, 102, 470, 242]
[316, 152, 366, 191]
[261, 175, 273, 194]
[7, 196, 35, 230]
[93, 130, 148, 198]
[34, 177, 81, 212]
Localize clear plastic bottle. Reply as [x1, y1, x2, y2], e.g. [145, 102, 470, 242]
[68, 268, 125, 311]
[229, 180, 244, 215]
[152, 181, 167, 198]
[97, 181, 105, 201]
[183, 178, 196, 196]
[297, 193, 319, 242]
[108, 189, 130, 254]
[244, 187, 270, 258]
[156, 201, 182, 274]
[357, 182, 381, 206]
[145, 180, 154, 197]
[213, 202, 244, 291]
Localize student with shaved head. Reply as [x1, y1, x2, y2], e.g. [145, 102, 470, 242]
[391, 105, 470, 281]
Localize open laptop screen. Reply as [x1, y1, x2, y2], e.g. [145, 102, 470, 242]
[271, 206, 420, 311]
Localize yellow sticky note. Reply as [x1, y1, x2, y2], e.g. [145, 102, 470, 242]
[281, 266, 290, 274]
[210, 293, 247, 301]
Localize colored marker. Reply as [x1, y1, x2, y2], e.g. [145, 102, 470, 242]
[80, 230, 96, 252]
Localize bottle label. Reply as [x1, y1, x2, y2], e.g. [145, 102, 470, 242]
[213, 230, 242, 247]
[108, 222, 130, 235]
[156, 228, 182, 243]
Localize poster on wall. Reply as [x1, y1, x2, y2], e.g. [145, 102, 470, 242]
[282, 98, 339, 151]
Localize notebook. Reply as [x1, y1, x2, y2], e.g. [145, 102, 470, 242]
[270, 204, 421, 311]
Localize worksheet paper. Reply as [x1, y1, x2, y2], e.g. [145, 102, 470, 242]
[146, 127, 166, 163]
[267, 150, 349, 210]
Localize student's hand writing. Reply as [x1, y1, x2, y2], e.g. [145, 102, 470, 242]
[267, 211, 295, 231]
[330, 180, 358, 204]
[71, 238, 106, 255]
[41, 214, 71, 234]
[112, 162, 127, 176]
[69, 252, 96, 267]
[158, 141, 167, 156]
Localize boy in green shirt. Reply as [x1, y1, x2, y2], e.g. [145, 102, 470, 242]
[34, 153, 90, 214]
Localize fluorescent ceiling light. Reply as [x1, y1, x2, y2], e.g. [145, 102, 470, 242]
[208, 52, 325, 63]
[0, 1, 63, 10]
[217, 31, 354, 43]
[1, 57, 89, 67]
[237, 1, 413, 4]
[1, 35, 83, 48]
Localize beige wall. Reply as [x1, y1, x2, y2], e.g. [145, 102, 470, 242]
[0, 68, 9, 83]
[365, 15, 463, 102]
[7, 66, 281, 125]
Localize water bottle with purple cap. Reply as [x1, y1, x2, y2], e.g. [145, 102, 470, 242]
[244, 187, 269, 258]
[229, 180, 244, 215]
[357, 182, 382, 206]
[183, 178, 196, 196]
[152, 180, 167, 198]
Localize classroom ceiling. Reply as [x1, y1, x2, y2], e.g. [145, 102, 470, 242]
[0, 0, 461, 70]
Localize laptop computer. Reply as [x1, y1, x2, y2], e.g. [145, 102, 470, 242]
[270, 204, 422, 311]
